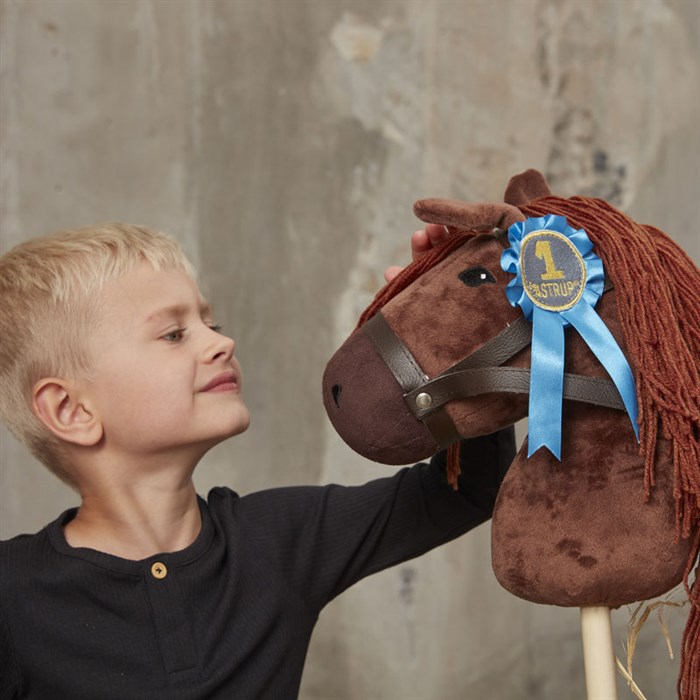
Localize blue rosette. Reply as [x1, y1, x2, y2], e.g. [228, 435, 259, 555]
[501, 214, 639, 459]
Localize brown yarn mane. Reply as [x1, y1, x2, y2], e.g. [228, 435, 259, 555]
[522, 196, 700, 698]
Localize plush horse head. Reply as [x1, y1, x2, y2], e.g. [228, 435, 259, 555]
[323, 170, 700, 697]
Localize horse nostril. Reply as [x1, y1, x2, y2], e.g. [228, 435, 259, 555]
[332, 384, 342, 408]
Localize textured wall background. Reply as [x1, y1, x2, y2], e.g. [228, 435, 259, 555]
[1, 1, 698, 698]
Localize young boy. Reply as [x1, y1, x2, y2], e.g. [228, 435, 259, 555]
[0, 223, 514, 699]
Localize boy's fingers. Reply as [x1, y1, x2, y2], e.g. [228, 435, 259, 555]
[410, 229, 430, 261]
[425, 223, 449, 248]
[384, 265, 403, 283]
[412, 225, 449, 262]
[390, 224, 450, 281]
[384, 229, 431, 283]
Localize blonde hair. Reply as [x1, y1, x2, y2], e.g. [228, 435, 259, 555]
[0, 223, 195, 486]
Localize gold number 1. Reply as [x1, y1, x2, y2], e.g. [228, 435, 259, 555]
[535, 240, 565, 280]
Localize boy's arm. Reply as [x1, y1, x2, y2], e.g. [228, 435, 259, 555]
[234, 426, 515, 612]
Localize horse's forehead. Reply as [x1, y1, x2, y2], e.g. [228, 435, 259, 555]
[380, 232, 508, 320]
[423, 233, 503, 281]
[459, 232, 502, 260]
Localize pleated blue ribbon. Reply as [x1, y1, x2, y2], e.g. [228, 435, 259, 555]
[500, 214, 639, 459]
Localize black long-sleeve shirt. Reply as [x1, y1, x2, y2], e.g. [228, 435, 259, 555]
[0, 429, 514, 699]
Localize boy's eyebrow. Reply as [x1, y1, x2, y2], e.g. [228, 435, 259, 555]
[145, 301, 214, 324]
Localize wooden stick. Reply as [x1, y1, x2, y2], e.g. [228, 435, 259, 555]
[581, 606, 618, 700]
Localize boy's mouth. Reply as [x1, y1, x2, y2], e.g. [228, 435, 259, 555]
[201, 371, 239, 393]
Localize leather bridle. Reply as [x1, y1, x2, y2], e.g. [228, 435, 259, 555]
[361, 231, 625, 448]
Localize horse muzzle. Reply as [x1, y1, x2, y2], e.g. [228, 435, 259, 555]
[322, 326, 439, 464]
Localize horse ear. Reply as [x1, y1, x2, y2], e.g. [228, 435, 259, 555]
[413, 199, 524, 232]
[503, 169, 553, 206]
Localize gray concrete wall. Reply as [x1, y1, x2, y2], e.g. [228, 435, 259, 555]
[1, 1, 698, 698]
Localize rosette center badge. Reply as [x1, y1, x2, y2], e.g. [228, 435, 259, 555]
[521, 231, 586, 312]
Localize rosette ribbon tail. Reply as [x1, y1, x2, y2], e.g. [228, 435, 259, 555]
[528, 306, 566, 458]
[561, 301, 640, 440]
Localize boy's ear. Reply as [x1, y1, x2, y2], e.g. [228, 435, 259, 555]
[32, 379, 103, 447]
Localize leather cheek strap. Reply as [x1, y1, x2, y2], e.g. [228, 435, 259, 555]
[361, 311, 428, 393]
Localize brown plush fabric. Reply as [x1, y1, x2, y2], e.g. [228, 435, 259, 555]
[489, 288, 688, 605]
[491, 408, 689, 607]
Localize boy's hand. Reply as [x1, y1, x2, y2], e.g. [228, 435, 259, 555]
[384, 223, 449, 283]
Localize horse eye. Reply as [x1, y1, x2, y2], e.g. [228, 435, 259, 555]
[458, 266, 496, 287]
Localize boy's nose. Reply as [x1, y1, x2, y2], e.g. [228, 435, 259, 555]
[206, 330, 235, 363]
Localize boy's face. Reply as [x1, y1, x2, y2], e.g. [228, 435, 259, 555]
[80, 262, 250, 462]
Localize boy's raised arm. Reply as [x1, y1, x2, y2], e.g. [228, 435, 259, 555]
[229, 426, 514, 613]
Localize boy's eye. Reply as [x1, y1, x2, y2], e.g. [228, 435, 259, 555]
[162, 328, 186, 342]
[208, 324, 223, 333]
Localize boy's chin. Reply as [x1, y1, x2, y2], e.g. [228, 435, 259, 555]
[196, 414, 251, 453]
[198, 419, 250, 456]
[230, 418, 251, 437]
[224, 410, 251, 438]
